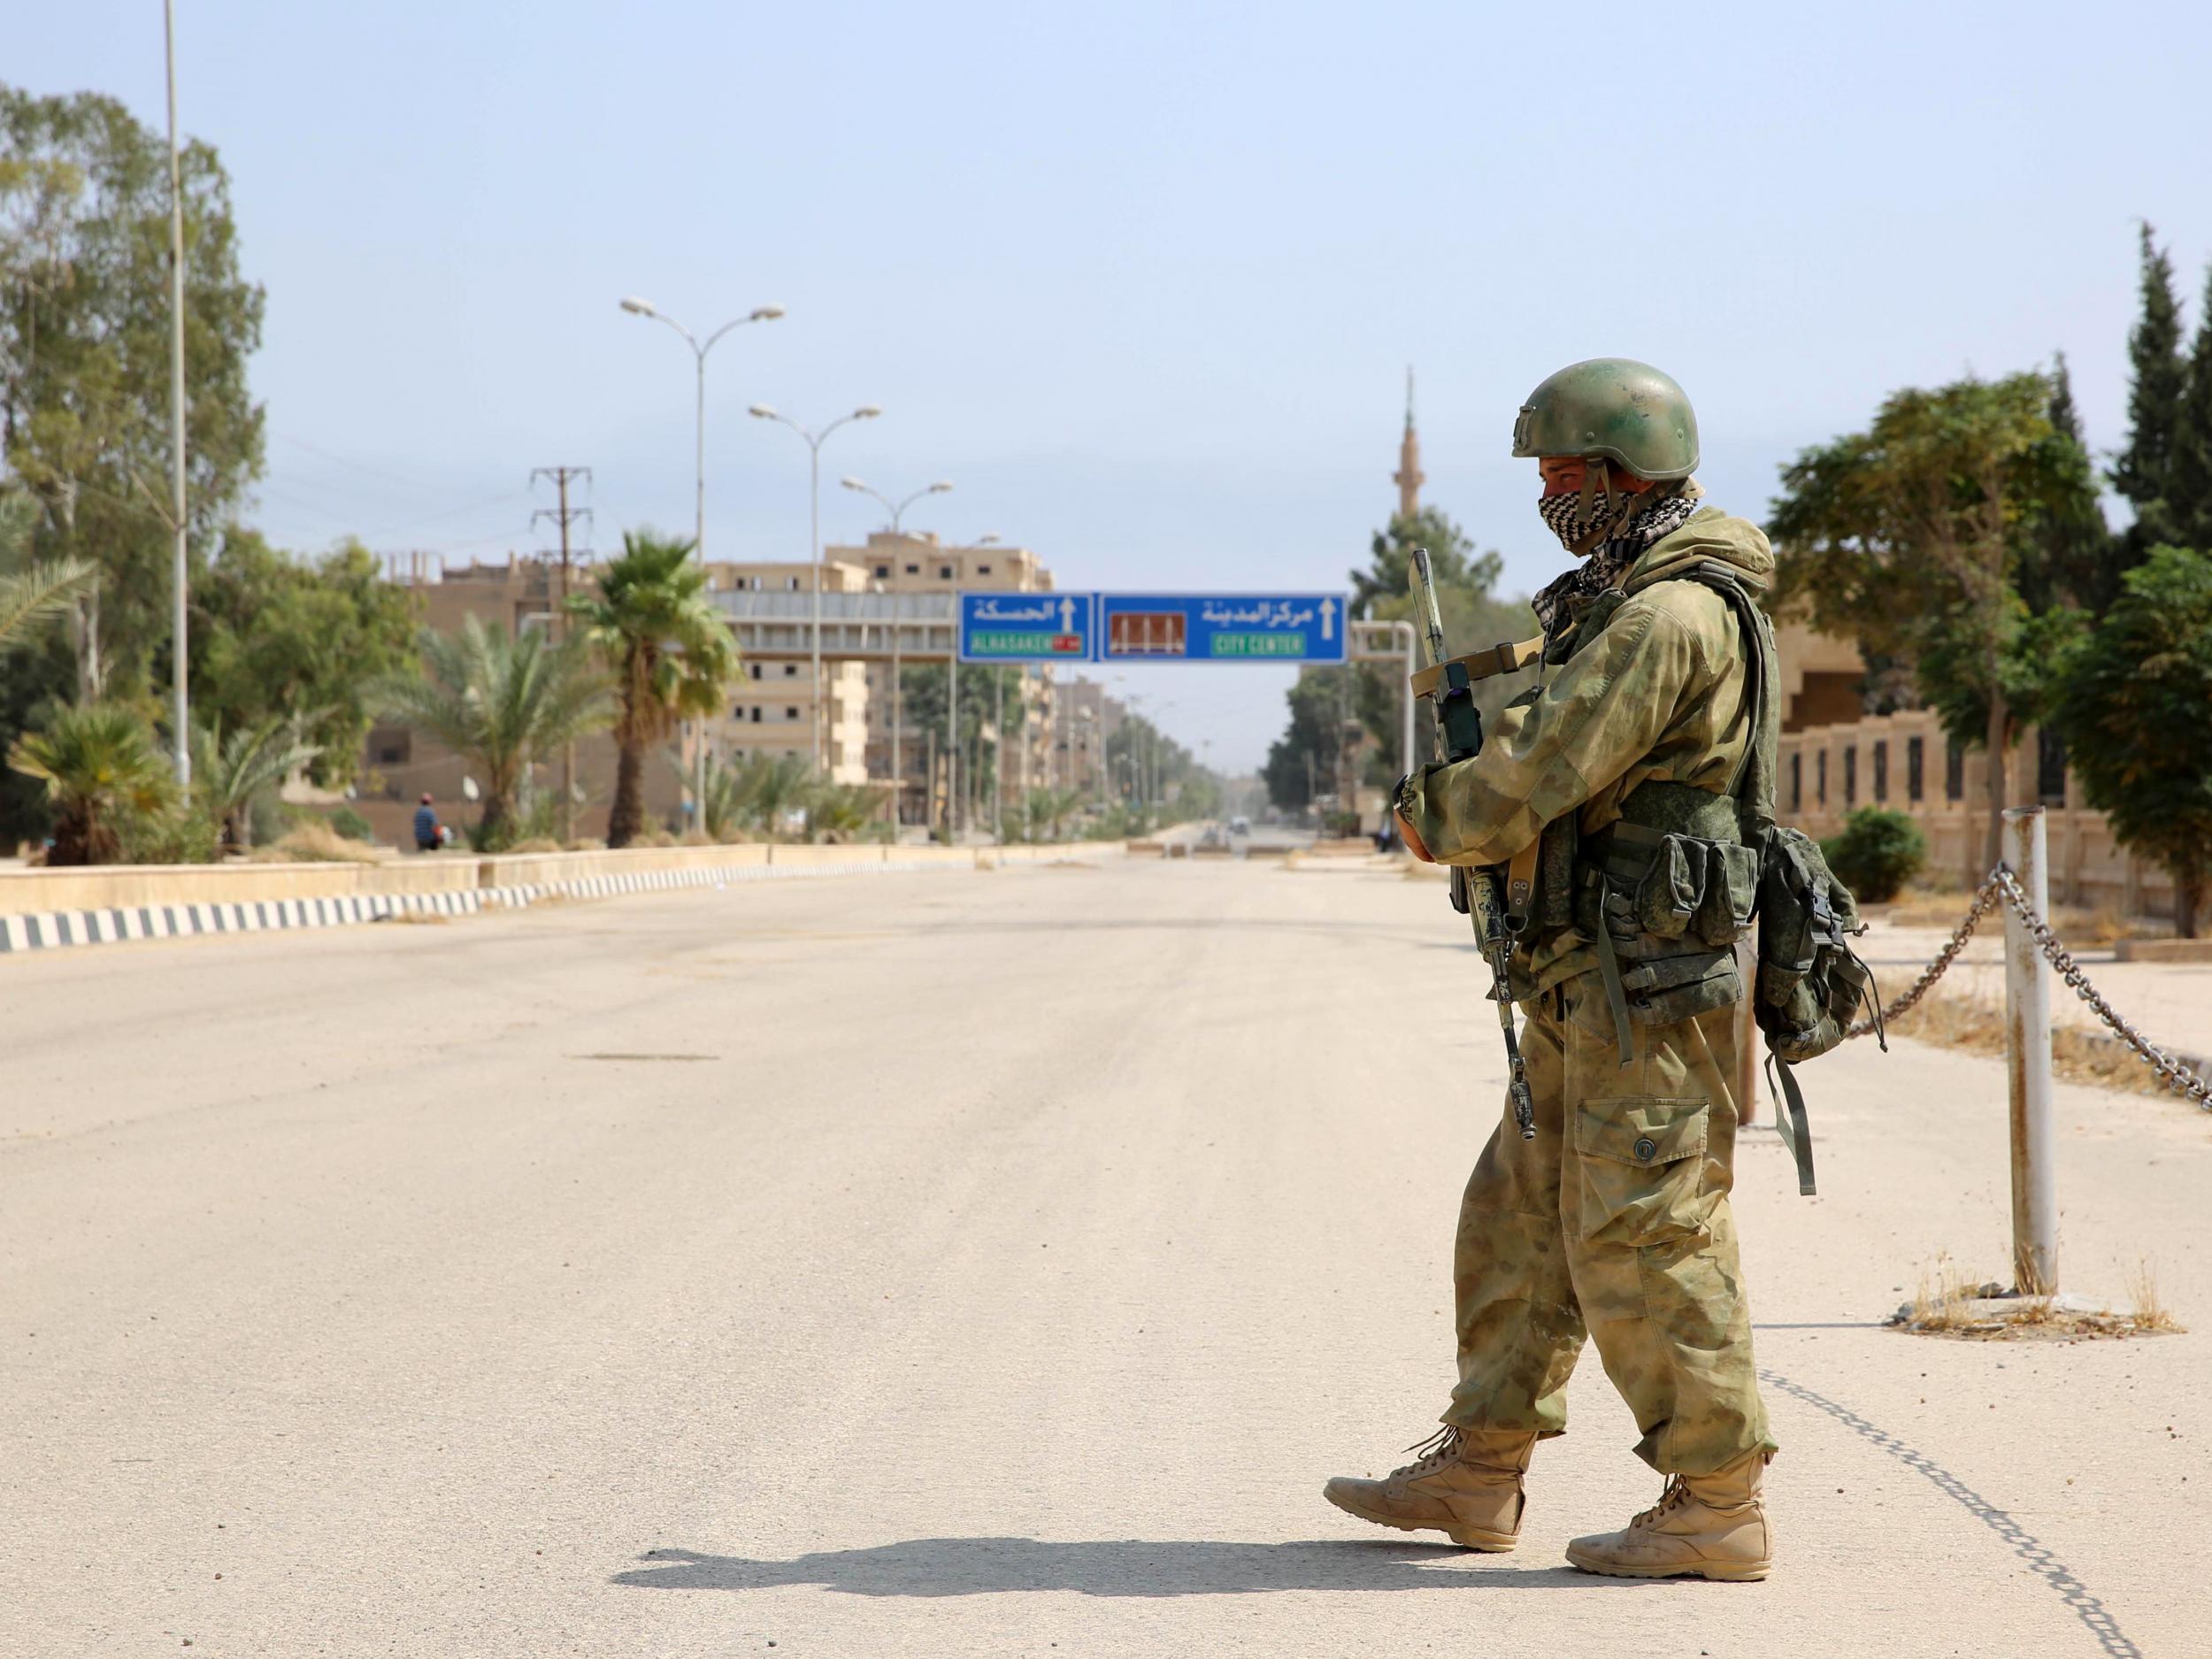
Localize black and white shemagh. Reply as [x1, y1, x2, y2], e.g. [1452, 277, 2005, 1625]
[1531, 484, 1700, 636]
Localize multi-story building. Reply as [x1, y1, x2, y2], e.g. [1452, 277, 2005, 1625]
[707, 559, 872, 783]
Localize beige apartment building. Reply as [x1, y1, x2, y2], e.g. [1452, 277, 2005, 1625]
[707, 558, 872, 782]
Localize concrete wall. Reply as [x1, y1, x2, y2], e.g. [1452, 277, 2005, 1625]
[1, 840, 1126, 918]
[1776, 711, 2176, 919]
[0, 856, 479, 918]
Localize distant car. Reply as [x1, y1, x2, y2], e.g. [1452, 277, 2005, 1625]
[1229, 816, 1250, 836]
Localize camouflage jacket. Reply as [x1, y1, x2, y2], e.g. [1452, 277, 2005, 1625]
[1397, 506, 1774, 990]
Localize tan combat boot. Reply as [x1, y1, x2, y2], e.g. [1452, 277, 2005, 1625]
[1564, 1449, 1773, 1581]
[1322, 1427, 1535, 1551]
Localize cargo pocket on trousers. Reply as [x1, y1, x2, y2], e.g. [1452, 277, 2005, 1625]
[1572, 1097, 1710, 1248]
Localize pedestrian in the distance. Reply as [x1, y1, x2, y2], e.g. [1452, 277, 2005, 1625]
[413, 793, 441, 853]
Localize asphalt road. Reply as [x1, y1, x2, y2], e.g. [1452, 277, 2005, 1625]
[4, 857, 2207, 1657]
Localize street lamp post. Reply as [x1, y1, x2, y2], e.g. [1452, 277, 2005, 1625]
[842, 477, 953, 833]
[748, 403, 880, 774]
[163, 0, 189, 784]
[619, 293, 782, 814]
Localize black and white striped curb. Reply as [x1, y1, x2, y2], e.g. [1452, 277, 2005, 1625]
[0, 856, 978, 956]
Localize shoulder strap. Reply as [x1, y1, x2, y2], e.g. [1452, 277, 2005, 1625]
[1665, 563, 1779, 838]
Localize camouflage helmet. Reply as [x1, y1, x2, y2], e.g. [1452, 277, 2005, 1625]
[1511, 358, 1699, 480]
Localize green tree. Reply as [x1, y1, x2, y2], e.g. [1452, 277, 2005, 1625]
[565, 529, 741, 848]
[2019, 353, 2116, 612]
[2166, 261, 2212, 557]
[2110, 224, 2187, 563]
[0, 87, 265, 701]
[191, 531, 420, 787]
[1769, 372, 2100, 872]
[2051, 546, 2212, 937]
[376, 617, 613, 852]
[1348, 507, 1502, 618]
[6, 701, 175, 864]
[1263, 671, 1349, 813]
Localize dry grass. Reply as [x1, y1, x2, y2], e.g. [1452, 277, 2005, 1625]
[1887, 990, 2175, 1096]
[506, 837, 564, 855]
[1892, 1253, 2183, 1341]
[250, 820, 384, 864]
[2127, 1258, 2183, 1333]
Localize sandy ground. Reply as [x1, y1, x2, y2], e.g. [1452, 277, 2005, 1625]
[2, 856, 2206, 1659]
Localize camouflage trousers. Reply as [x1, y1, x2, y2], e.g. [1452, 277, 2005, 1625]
[1443, 972, 1776, 1474]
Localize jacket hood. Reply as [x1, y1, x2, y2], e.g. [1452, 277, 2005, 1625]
[1623, 504, 1773, 597]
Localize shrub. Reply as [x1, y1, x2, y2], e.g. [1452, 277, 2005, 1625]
[1822, 806, 1926, 902]
[328, 805, 374, 842]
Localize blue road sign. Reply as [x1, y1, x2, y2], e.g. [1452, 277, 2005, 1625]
[957, 591, 1096, 664]
[1094, 592, 1348, 664]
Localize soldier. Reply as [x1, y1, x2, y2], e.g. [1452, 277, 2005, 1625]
[1325, 359, 1780, 1580]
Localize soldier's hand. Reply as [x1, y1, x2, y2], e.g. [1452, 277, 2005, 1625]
[1396, 808, 1434, 863]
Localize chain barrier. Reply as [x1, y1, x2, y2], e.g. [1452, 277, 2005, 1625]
[1846, 865, 2212, 1113]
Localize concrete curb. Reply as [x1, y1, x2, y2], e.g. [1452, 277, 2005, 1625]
[0, 855, 980, 957]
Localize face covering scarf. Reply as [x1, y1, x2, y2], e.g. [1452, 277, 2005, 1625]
[1531, 482, 1700, 636]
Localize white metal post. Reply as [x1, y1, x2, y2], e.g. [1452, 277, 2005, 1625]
[2003, 805, 2059, 1294]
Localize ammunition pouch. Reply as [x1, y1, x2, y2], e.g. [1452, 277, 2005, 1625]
[1564, 795, 1763, 1066]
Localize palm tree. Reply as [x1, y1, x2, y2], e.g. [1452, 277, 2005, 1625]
[806, 779, 890, 843]
[726, 751, 813, 839]
[377, 617, 614, 850]
[692, 749, 746, 842]
[7, 703, 177, 865]
[0, 493, 96, 654]
[190, 719, 321, 853]
[567, 530, 741, 848]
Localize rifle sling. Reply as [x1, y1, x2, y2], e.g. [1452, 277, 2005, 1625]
[1409, 635, 1546, 701]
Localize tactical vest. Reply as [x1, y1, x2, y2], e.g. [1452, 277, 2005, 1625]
[1502, 563, 1878, 1194]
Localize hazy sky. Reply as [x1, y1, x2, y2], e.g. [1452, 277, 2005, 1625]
[16, 1, 2211, 771]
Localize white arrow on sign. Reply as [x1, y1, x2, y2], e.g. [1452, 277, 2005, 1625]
[1319, 597, 1337, 641]
[1060, 595, 1078, 633]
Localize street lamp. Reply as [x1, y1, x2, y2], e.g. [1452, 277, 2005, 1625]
[619, 293, 782, 810]
[840, 476, 953, 534]
[749, 403, 881, 772]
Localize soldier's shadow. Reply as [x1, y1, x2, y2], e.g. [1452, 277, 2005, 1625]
[616, 1539, 1639, 1598]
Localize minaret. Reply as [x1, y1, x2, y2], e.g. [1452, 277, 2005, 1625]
[1393, 365, 1424, 521]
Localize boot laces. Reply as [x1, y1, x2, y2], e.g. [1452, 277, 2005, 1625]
[1632, 1476, 1693, 1531]
[1389, 1425, 1463, 1479]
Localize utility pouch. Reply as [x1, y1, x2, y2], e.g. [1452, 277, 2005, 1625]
[1694, 841, 1763, 949]
[1634, 834, 1705, 940]
[1620, 949, 1743, 1025]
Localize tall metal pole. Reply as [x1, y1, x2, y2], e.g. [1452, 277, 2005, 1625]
[810, 440, 822, 772]
[949, 641, 959, 841]
[2004, 806, 2059, 1294]
[164, 0, 190, 783]
[891, 596, 902, 830]
[619, 296, 781, 823]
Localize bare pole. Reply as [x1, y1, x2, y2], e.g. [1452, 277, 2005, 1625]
[2004, 805, 2059, 1294]
[532, 466, 592, 842]
[164, 0, 190, 782]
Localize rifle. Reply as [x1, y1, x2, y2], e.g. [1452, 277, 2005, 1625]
[1408, 548, 1537, 1141]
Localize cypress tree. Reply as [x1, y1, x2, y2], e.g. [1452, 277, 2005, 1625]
[2110, 223, 2187, 555]
[2023, 351, 2115, 611]
[2166, 259, 2212, 553]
